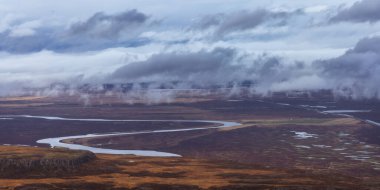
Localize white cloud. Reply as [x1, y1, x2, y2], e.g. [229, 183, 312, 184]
[0, 0, 379, 100]
[8, 20, 41, 37]
[0, 48, 141, 90]
[304, 5, 328, 13]
[0, 14, 21, 33]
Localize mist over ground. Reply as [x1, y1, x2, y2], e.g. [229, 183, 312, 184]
[0, 0, 379, 102]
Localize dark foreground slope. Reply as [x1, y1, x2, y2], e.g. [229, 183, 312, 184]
[0, 146, 95, 178]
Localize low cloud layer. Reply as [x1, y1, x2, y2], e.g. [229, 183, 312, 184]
[1, 36, 380, 100]
[316, 36, 380, 99]
[108, 36, 380, 99]
[111, 48, 238, 84]
[110, 48, 317, 94]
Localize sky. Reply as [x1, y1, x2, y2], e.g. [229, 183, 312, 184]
[1, 0, 380, 99]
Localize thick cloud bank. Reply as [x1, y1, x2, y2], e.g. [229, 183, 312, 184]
[108, 36, 380, 99]
[110, 48, 316, 93]
[316, 36, 380, 99]
[111, 48, 238, 84]
[1, 36, 380, 100]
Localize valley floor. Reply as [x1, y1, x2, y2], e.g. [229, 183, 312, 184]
[0, 95, 379, 189]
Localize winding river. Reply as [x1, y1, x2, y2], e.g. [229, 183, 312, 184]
[2, 115, 242, 157]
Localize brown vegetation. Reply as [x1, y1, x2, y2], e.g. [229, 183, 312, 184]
[0, 146, 95, 178]
[1, 95, 380, 189]
[0, 146, 372, 190]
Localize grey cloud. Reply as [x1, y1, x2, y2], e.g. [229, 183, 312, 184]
[315, 36, 380, 99]
[110, 47, 310, 93]
[110, 36, 380, 99]
[330, 0, 380, 23]
[216, 10, 273, 36]
[0, 30, 53, 53]
[192, 13, 225, 30]
[3, 38, 380, 101]
[350, 36, 380, 53]
[193, 9, 300, 38]
[317, 36, 380, 78]
[111, 48, 239, 84]
[0, 10, 151, 53]
[69, 9, 149, 39]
